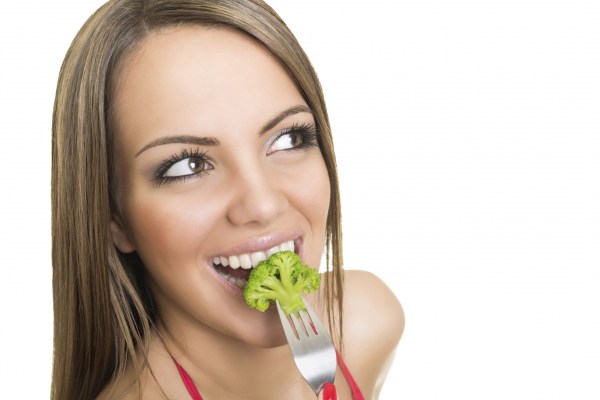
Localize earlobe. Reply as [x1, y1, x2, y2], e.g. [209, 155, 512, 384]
[110, 218, 136, 253]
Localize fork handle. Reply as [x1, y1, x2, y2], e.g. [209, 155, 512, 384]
[322, 383, 337, 400]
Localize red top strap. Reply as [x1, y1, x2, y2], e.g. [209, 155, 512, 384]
[335, 349, 365, 400]
[173, 359, 203, 400]
[173, 350, 364, 400]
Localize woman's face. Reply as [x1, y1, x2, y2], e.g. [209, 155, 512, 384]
[110, 26, 330, 347]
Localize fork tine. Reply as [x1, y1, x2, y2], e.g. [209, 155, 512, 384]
[298, 308, 317, 337]
[303, 299, 328, 336]
[276, 298, 337, 396]
[276, 300, 298, 341]
[276, 301, 317, 339]
[290, 311, 306, 338]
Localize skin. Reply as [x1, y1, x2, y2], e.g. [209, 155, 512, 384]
[104, 26, 404, 400]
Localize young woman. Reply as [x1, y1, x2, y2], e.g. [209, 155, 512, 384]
[51, 1, 404, 399]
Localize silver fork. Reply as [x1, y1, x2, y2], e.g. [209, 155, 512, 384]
[276, 297, 337, 397]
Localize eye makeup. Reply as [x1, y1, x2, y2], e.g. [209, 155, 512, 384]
[152, 148, 213, 187]
[150, 122, 320, 188]
[267, 122, 319, 155]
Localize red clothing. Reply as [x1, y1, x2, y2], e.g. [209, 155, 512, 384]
[173, 349, 364, 399]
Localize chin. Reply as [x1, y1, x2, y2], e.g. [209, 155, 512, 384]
[246, 332, 288, 349]
[233, 307, 288, 348]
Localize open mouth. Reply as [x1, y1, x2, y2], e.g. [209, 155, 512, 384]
[212, 239, 296, 288]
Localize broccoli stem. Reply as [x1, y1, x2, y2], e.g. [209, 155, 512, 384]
[261, 276, 305, 315]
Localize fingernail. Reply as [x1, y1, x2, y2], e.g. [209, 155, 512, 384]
[323, 383, 337, 400]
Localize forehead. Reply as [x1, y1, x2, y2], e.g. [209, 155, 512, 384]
[113, 26, 305, 146]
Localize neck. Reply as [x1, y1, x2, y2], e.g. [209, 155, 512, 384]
[155, 311, 309, 398]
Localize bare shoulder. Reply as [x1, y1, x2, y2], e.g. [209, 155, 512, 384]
[96, 365, 174, 400]
[96, 334, 184, 400]
[95, 369, 162, 400]
[340, 270, 404, 396]
[343, 269, 404, 345]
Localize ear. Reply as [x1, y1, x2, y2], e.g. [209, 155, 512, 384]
[110, 216, 136, 253]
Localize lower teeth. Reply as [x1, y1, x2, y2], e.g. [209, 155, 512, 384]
[217, 269, 247, 288]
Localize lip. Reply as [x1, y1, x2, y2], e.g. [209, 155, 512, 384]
[204, 231, 305, 297]
[206, 264, 247, 298]
[209, 231, 304, 260]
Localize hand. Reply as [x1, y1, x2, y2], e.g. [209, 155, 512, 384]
[318, 383, 337, 400]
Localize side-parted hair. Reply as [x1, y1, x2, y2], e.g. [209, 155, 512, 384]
[51, 0, 343, 398]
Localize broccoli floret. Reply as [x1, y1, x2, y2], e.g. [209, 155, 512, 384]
[243, 250, 320, 315]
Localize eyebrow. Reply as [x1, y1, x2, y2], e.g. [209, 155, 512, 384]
[259, 104, 313, 135]
[135, 104, 312, 157]
[135, 135, 220, 157]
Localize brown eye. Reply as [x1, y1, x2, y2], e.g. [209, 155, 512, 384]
[290, 132, 303, 147]
[267, 123, 317, 155]
[269, 132, 303, 153]
[164, 154, 211, 178]
[188, 157, 205, 173]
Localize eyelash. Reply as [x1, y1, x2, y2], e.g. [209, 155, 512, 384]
[152, 148, 211, 187]
[270, 122, 319, 153]
[151, 122, 319, 187]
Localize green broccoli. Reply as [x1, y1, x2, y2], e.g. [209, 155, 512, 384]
[243, 250, 320, 315]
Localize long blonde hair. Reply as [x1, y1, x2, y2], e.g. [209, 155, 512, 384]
[51, 0, 343, 398]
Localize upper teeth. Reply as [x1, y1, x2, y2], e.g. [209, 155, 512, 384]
[213, 240, 295, 270]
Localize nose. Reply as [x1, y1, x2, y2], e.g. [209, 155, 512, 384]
[225, 164, 289, 227]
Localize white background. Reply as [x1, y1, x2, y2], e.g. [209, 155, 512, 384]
[1, 0, 599, 398]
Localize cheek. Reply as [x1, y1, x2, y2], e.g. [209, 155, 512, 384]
[287, 153, 330, 209]
[123, 191, 221, 271]
[306, 162, 331, 224]
[288, 154, 331, 259]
